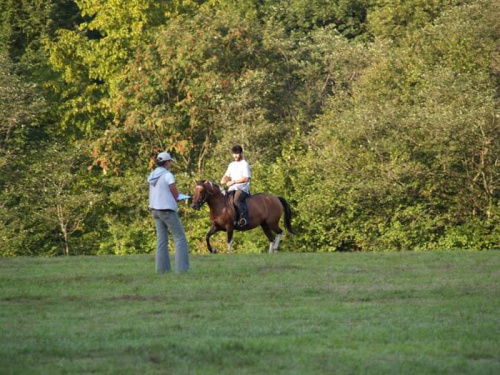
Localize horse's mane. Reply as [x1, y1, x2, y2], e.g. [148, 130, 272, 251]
[203, 180, 224, 195]
[202, 180, 236, 210]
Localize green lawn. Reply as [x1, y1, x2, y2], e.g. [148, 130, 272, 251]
[1, 252, 499, 374]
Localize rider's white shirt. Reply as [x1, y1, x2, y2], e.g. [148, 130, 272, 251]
[224, 160, 251, 194]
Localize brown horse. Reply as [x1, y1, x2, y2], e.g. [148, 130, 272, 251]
[191, 180, 295, 253]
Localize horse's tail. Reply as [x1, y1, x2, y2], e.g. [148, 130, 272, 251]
[278, 197, 296, 235]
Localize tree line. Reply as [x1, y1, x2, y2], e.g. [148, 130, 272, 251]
[1, 0, 498, 256]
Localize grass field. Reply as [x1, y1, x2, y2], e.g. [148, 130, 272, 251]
[1, 251, 499, 374]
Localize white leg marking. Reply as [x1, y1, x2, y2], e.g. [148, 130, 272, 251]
[272, 233, 283, 251]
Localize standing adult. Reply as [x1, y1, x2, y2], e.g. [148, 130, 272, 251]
[148, 152, 189, 273]
[220, 145, 251, 227]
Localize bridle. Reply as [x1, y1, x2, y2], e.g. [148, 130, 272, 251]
[192, 181, 228, 210]
[192, 185, 208, 210]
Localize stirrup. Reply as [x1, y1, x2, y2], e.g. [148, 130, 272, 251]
[238, 218, 248, 227]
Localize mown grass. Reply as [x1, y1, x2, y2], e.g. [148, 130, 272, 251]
[1, 252, 499, 374]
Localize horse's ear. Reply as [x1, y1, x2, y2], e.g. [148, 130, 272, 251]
[195, 179, 203, 186]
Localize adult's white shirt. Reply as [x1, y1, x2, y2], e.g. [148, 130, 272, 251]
[224, 160, 251, 194]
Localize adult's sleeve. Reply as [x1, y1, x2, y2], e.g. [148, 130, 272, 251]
[164, 172, 176, 185]
[244, 162, 251, 178]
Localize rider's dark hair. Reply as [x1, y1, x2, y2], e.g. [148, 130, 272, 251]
[232, 145, 243, 154]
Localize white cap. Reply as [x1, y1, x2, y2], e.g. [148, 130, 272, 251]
[157, 152, 174, 162]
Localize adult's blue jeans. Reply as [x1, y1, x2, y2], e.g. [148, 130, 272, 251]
[152, 210, 190, 273]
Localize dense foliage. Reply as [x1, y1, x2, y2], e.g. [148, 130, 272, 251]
[1, 0, 498, 255]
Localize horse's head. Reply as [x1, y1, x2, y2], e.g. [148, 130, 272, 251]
[192, 180, 222, 210]
[192, 180, 207, 210]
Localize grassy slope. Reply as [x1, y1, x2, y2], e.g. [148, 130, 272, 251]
[0, 252, 499, 374]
